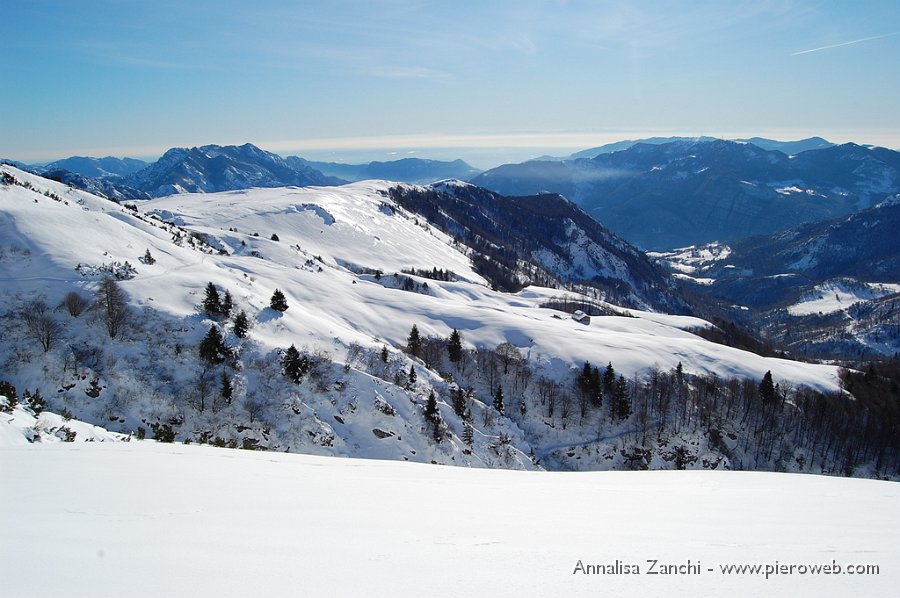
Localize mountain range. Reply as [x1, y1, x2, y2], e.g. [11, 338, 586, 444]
[558, 135, 835, 161]
[472, 139, 900, 250]
[289, 156, 481, 184]
[11, 145, 484, 199]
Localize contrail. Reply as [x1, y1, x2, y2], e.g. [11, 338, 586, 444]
[792, 32, 900, 55]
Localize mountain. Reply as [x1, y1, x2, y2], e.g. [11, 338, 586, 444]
[41, 168, 151, 201]
[653, 197, 900, 358]
[288, 156, 482, 184]
[739, 136, 834, 155]
[37, 156, 148, 178]
[472, 139, 900, 250]
[566, 136, 720, 160]
[7, 163, 889, 479]
[387, 180, 686, 312]
[126, 143, 345, 196]
[560, 136, 833, 162]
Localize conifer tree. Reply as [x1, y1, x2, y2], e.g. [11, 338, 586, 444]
[198, 325, 229, 365]
[759, 370, 777, 406]
[381, 345, 389, 363]
[270, 289, 289, 312]
[282, 344, 308, 384]
[425, 390, 442, 443]
[452, 386, 466, 418]
[407, 363, 417, 388]
[462, 421, 474, 446]
[220, 371, 233, 405]
[613, 375, 632, 421]
[220, 290, 234, 318]
[202, 282, 222, 316]
[142, 248, 156, 265]
[407, 324, 422, 357]
[603, 362, 616, 395]
[232, 310, 250, 338]
[493, 385, 505, 416]
[448, 328, 463, 364]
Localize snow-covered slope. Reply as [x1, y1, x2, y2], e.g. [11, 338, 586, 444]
[2, 164, 859, 474]
[788, 280, 900, 316]
[0, 165, 834, 388]
[1, 441, 897, 598]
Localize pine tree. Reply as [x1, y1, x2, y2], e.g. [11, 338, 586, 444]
[452, 386, 466, 418]
[407, 324, 422, 357]
[462, 421, 474, 446]
[603, 362, 616, 394]
[759, 370, 777, 406]
[220, 291, 234, 318]
[198, 325, 229, 365]
[448, 328, 463, 363]
[282, 344, 308, 384]
[613, 375, 631, 421]
[425, 390, 442, 443]
[142, 248, 156, 265]
[407, 364, 417, 388]
[270, 289, 289, 312]
[381, 345, 389, 363]
[232, 310, 250, 338]
[220, 371, 233, 404]
[203, 282, 222, 316]
[493, 385, 505, 416]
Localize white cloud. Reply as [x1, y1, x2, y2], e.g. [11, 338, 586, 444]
[792, 32, 900, 56]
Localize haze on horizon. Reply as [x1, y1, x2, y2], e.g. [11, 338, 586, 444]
[4, 1, 900, 168]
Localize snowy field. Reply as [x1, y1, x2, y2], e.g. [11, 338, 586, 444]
[2, 441, 897, 598]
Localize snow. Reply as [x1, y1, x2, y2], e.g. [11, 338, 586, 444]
[788, 280, 900, 316]
[1, 440, 897, 597]
[0, 164, 844, 394]
[647, 243, 731, 276]
[0, 404, 130, 444]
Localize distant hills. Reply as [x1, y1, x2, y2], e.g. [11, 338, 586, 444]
[289, 157, 481, 184]
[9, 136, 900, 256]
[11, 144, 483, 198]
[540, 136, 835, 161]
[472, 139, 900, 250]
[39, 155, 149, 178]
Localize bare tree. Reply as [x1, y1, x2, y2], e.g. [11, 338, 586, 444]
[21, 300, 64, 352]
[94, 277, 129, 338]
[494, 342, 522, 375]
[61, 291, 90, 317]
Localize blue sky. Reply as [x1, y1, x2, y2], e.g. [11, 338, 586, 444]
[4, 0, 899, 167]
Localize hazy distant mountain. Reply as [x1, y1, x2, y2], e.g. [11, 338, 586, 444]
[38, 156, 148, 178]
[41, 169, 150, 201]
[566, 136, 719, 160]
[738, 136, 834, 155]
[288, 157, 481, 184]
[1, 158, 31, 170]
[472, 139, 900, 250]
[127, 143, 345, 196]
[538, 136, 834, 162]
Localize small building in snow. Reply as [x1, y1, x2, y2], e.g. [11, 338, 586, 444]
[572, 310, 591, 324]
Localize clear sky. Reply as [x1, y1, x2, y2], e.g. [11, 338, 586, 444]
[4, 0, 900, 168]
